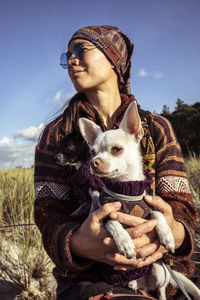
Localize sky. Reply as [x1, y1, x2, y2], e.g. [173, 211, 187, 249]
[0, 0, 199, 169]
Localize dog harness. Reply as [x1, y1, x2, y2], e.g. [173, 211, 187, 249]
[100, 170, 153, 219]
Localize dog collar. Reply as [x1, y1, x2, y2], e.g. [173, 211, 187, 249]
[103, 186, 146, 202]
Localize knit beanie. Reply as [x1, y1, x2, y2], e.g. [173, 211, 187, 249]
[68, 25, 134, 94]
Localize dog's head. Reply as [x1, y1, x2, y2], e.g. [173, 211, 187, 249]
[55, 124, 90, 168]
[79, 102, 144, 181]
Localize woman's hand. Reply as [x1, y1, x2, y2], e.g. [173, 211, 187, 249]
[106, 195, 185, 271]
[70, 196, 185, 269]
[70, 201, 123, 265]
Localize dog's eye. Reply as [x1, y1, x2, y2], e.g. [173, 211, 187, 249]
[65, 145, 75, 152]
[90, 149, 96, 157]
[111, 146, 123, 155]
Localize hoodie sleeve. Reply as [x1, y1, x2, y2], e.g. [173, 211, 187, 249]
[34, 122, 93, 276]
[152, 114, 197, 260]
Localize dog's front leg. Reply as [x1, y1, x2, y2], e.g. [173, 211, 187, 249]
[70, 202, 90, 217]
[151, 210, 175, 253]
[105, 219, 135, 259]
[89, 189, 101, 214]
[71, 189, 100, 217]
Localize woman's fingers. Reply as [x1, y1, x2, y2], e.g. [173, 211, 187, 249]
[109, 211, 146, 226]
[103, 226, 158, 257]
[86, 202, 122, 235]
[127, 219, 157, 238]
[135, 239, 160, 258]
[93, 202, 121, 223]
[103, 237, 117, 250]
[144, 195, 172, 216]
[106, 250, 163, 271]
[109, 211, 157, 239]
[113, 251, 163, 271]
[133, 236, 158, 256]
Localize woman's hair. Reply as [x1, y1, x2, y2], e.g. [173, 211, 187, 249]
[39, 93, 86, 146]
[62, 92, 86, 132]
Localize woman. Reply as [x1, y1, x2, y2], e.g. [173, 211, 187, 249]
[34, 25, 197, 299]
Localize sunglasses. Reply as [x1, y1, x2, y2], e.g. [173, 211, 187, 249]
[60, 42, 96, 69]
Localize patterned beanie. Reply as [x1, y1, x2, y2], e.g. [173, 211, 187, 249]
[68, 25, 134, 94]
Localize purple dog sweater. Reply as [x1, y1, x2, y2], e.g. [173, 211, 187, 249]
[70, 158, 153, 287]
[70, 158, 104, 193]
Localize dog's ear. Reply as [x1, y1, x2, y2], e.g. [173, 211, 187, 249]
[120, 101, 144, 140]
[79, 118, 102, 147]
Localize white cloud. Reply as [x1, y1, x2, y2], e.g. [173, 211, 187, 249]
[138, 68, 148, 77]
[0, 137, 10, 144]
[0, 137, 35, 169]
[0, 124, 45, 169]
[153, 71, 164, 79]
[138, 68, 164, 79]
[46, 89, 76, 107]
[54, 90, 64, 102]
[12, 124, 44, 143]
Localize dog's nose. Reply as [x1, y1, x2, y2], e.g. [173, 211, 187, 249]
[55, 153, 64, 164]
[91, 158, 102, 170]
[55, 154, 61, 161]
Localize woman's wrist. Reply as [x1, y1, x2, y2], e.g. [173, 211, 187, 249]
[172, 220, 185, 250]
[70, 227, 84, 257]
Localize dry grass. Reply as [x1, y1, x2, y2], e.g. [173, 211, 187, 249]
[185, 154, 200, 220]
[0, 168, 56, 299]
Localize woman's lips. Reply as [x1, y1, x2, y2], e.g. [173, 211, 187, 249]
[70, 69, 85, 78]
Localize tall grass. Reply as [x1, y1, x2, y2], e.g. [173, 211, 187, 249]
[185, 155, 200, 221]
[0, 168, 56, 299]
[0, 156, 199, 299]
[0, 168, 34, 225]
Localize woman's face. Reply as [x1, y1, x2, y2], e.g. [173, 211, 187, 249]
[67, 39, 118, 93]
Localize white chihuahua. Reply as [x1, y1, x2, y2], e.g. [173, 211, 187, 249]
[79, 102, 200, 300]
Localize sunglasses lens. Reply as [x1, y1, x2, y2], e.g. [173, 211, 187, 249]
[60, 53, 68, 69]
[60, 43, 85, 69]
[73, 43, 84, 59]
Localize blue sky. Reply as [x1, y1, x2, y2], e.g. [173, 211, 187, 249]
[0, 0, 200, 168]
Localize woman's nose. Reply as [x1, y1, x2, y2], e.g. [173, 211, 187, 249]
[68, 54, 80, 66]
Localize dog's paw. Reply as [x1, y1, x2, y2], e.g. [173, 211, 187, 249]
[89, 189, 99, 199]
[70, 202, 90, 217]
[105, 220, 135, 259]
[158, 226, 175, 253]
[128, 280, 138, 291]
[89, 189, 101, 214]
[151, 211, 175, 253]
